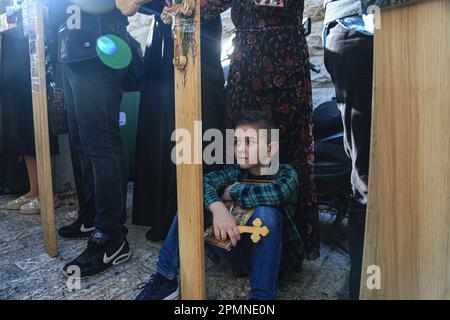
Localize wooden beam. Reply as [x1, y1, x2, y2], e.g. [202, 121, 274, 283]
[173, 1, 205, 300]
[361, 0, 450, 299]
[25, 0, 58, 257]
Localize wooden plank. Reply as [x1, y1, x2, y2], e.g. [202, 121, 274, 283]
[173, 1, 205, 299]
[25, 0, 58, 257]
[361, 0, 450, 299]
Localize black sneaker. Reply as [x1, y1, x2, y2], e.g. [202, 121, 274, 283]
[135, 273, 180, 300]
[62, 230, 131, 278]
[58, 220, 95, 239]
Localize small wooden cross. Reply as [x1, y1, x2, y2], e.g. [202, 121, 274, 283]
[238, 218, 270, 243]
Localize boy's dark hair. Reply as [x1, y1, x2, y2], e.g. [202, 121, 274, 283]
[234, 110, 278, 143]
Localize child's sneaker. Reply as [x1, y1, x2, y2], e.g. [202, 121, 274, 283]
[135, 273, 180, 300]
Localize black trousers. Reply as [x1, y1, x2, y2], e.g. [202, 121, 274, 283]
[324, 23, 373, 300]
[62, 58, 128, 241]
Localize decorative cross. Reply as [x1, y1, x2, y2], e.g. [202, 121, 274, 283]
[238, 218, 270, 243]
[160, 0, 196, 70]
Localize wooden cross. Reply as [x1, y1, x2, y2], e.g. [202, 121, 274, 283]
[165, 0, 205, 300]
[238, 218, 270, 243]
[23, 0, 58, 257]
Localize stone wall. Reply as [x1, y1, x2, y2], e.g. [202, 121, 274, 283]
[304, 0, 335, 107]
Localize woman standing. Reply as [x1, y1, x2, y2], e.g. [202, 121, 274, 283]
[130, 1, 226, 241]
[0, 24, 60, 214]
[202, 0, 319, 262]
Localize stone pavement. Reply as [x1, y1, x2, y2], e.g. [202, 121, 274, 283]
[0, 187, 349, 300]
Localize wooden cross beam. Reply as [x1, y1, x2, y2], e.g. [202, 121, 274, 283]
[167, 0, 205, 300]
[23, 0, 58, 257]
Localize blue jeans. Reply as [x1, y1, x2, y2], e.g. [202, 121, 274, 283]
[157, 206, 283, 300]
[62, 58, 128, 241]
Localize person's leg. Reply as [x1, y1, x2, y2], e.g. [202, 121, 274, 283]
[63, 58, 128, 241]
[156, 213, 181, 280]
[61, 56, 131, 276]
[347, 201, 366, 300]
[324, 23, 374, 299]
[135, 213, 181, 300]
[23, 156, 38, 198]
[247, 206, 283, 300]
[60, 64, 96, 227]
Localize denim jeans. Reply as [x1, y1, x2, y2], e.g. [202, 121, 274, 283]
[156, 206, 283, 300]
[62, 58, 128, 241]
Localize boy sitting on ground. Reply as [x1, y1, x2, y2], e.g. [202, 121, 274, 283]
[136, 110, 304, 300]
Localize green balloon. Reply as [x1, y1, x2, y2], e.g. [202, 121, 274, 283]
[96, 35, 132, 70]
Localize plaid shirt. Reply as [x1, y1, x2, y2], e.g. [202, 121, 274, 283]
[204, 164, 305, 270]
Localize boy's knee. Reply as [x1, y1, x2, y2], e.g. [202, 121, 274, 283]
[251, 206, 282, 229]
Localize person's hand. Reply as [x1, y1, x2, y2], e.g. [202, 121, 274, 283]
[116, 0, 152, 17]
[209, 201, 241, 247]
[222, 182, 239, 201]
[200, 0, 207, 8]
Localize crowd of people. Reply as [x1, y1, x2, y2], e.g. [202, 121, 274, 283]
[0, 0, 374, 300]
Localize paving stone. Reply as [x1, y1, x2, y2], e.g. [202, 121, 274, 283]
[0, 192, 350, 300]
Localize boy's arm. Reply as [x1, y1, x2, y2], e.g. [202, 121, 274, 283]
[204, 165, 242, 247]
[228, 165, 299, 209]
[203, 165, 240, 208]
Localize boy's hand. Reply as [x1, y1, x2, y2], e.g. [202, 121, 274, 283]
[208, 201, 241, 247]
[222, 182, 239, 201]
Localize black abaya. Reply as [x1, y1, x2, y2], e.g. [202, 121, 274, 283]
[132, 1, 226, 241]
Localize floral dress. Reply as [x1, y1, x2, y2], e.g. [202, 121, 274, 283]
[203, 0, 319, 260]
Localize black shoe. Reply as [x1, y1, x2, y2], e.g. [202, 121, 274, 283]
[62, 230, 131, 278]
[135, 273, 180, 300]
[58, 220, 95, 239]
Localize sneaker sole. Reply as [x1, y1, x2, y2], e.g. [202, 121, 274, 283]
[19, 208, 41, 215]
[20, 201, 62, 215]
[58, 235, 92, 241]
[7, 203, 29, 210]
[164, 287, 181, 300]
[61, 251, 132, 280]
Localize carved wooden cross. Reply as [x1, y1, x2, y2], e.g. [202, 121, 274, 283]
[23, 0, 58, 257]
[117, 0, 205, 300]
[164, 0, 204, 300]
[238, 218, 270, 243]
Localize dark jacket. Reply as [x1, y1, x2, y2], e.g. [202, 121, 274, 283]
[50, 0, 129, 64]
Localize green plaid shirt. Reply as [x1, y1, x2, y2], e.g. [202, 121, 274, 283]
[204, 164, 304, 270]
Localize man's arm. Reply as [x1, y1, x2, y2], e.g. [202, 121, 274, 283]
[229, 165, 299, 209]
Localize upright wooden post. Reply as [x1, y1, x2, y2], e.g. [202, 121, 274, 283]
[172, 0, 205, 299]
[360, 0, 450, 299]
[24, 0, 58, 257]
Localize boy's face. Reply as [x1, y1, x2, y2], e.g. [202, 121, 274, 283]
[234, 124, 277, 170]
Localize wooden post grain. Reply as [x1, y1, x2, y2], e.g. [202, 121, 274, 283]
[26, 0, 58, 257]
[361, 0, 450, 299]
[173, 0, 205, 299]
